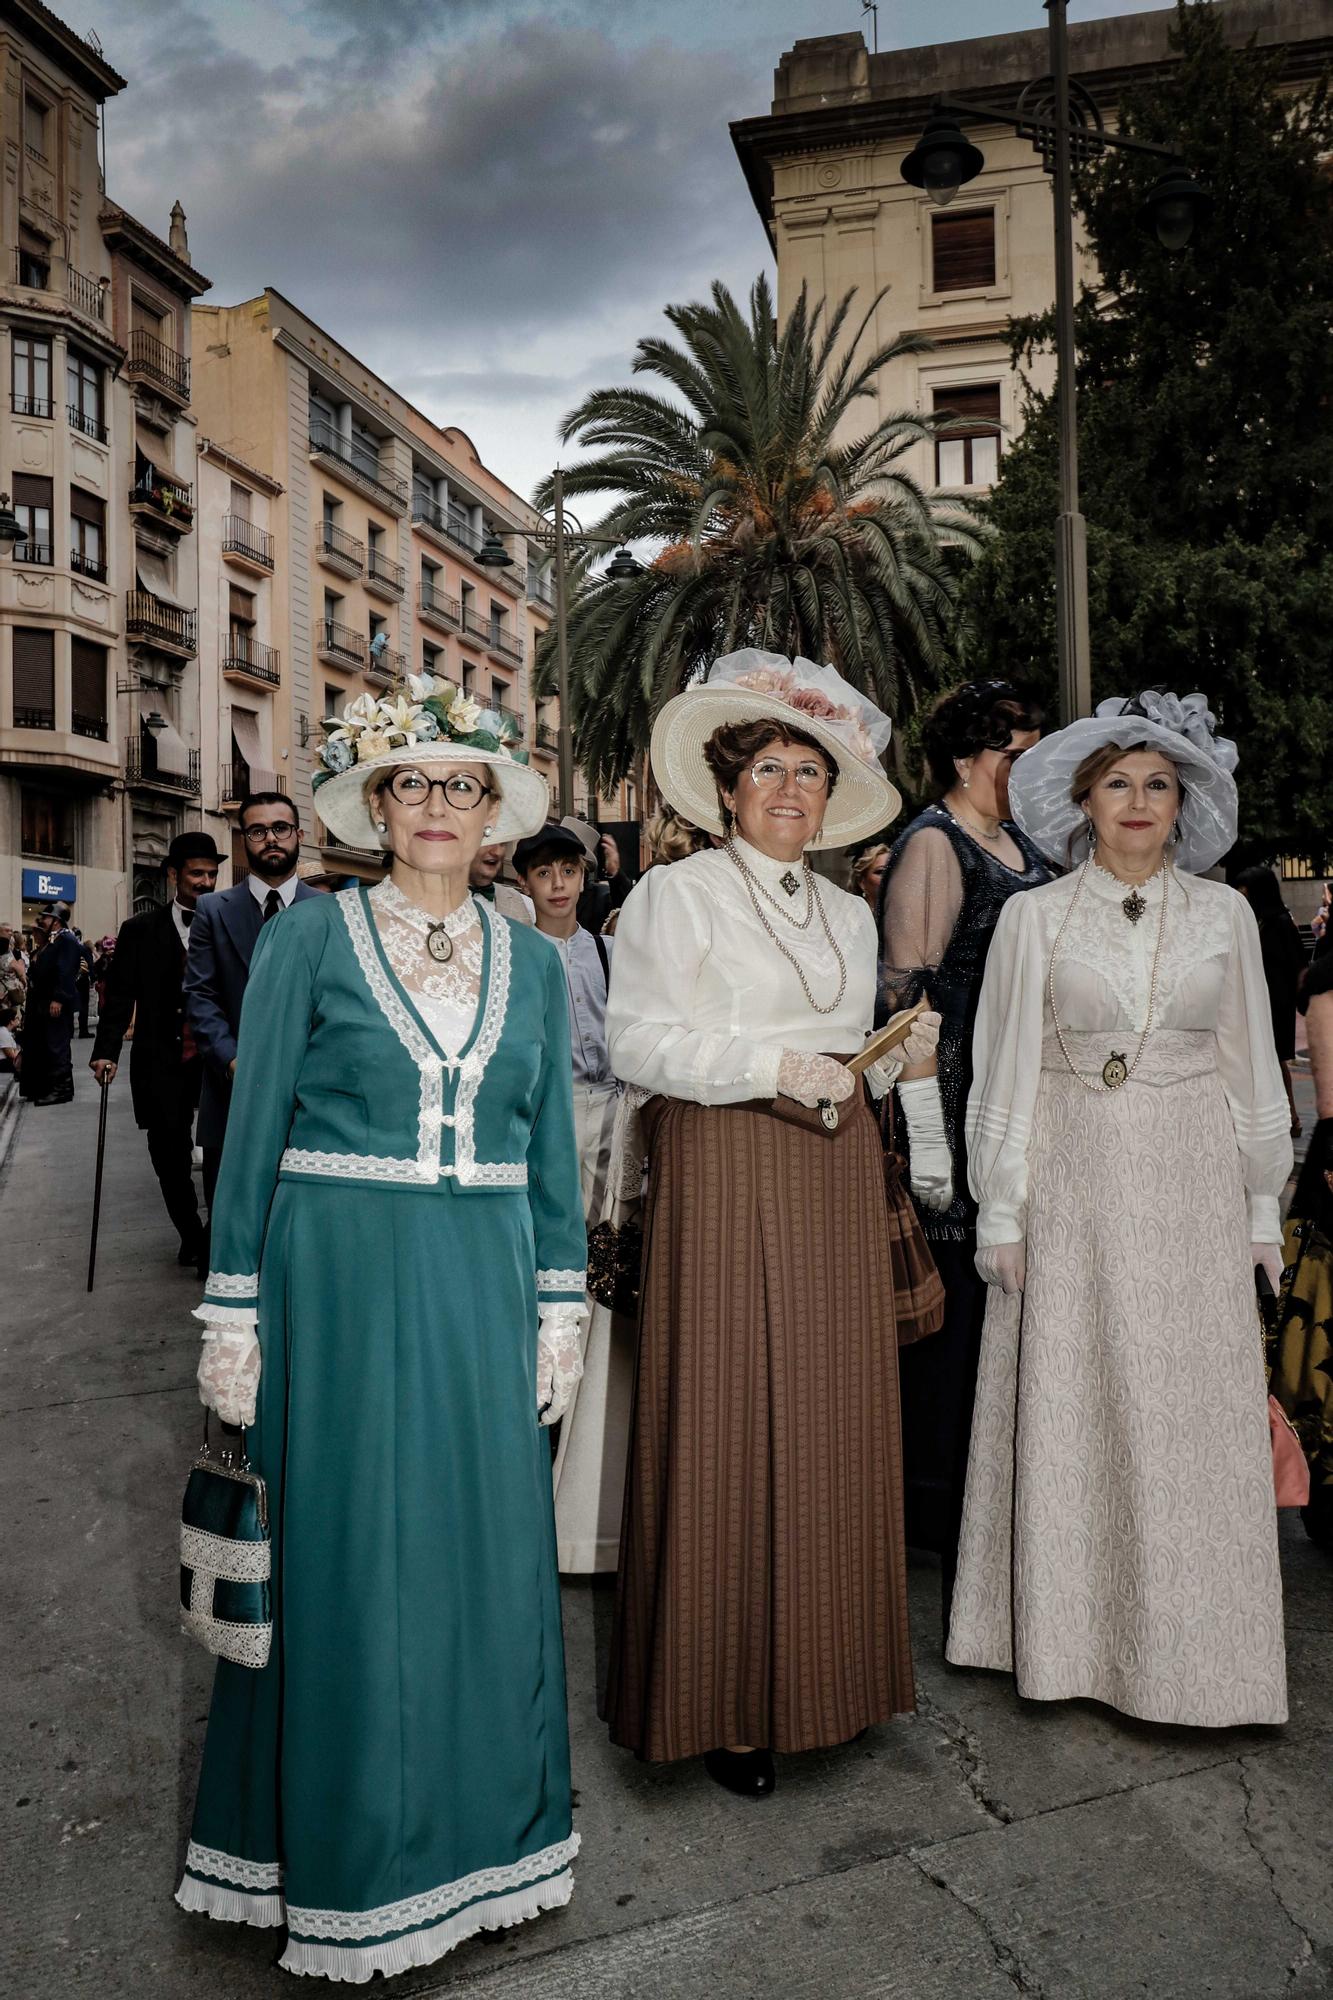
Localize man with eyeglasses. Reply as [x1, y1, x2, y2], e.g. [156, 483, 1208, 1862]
[184, 794, 320, 1253]
[91, 834, 222, 1262]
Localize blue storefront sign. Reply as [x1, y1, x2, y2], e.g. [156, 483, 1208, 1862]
[21, 867, 77, 904]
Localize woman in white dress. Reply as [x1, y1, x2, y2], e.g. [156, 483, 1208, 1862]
[949, 692, 1291, 1728]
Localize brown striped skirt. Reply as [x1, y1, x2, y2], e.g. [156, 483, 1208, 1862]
[605, 1088, 915, 1762]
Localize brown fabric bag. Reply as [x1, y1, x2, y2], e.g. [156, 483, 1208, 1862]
[879, 1097, 945, 1348]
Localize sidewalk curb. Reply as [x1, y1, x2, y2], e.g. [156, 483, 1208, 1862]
[0, 1076, 21, 1179]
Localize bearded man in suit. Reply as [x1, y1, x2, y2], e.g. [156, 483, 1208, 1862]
[184, 793, 320, 1231]
[91, 834, 222, 1263]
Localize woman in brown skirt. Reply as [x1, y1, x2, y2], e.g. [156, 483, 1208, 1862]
[604, 651, 939, 1798]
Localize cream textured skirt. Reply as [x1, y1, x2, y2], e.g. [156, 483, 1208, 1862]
[948, 1030, 1287, 1728]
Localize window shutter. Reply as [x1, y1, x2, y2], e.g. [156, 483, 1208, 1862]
[931, 210, 997, 292]
[229, 586, 256, 624]
[933, 384, 1002, 431]
[71, 640, 107, 729]
[12, 474, 52, 508]
[70, 485, 105, 527]
[12, 628, 55, 713]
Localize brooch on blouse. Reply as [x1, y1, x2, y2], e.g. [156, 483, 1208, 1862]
[1121, 887, 1148, 924]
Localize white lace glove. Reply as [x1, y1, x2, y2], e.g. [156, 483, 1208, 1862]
[898, 1009, 942, 1069]
[1253, 1244, 1284, 1295]
[777, 1048, 855, 1109]
[537, 1302, 587, 1427]
[975, 1242, 1026, 1294]
[896, 1075, 954, 1213]
[197, 1323, 261, 1428]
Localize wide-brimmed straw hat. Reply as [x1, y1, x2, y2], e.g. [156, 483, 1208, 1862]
[1008, 690, 1239, 874]
[650, 650, 902, 848]
[311, 674, 549, 850]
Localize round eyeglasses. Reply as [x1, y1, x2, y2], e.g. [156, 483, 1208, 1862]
[242, 820, 298, 844]
[747, 757, 830, 795]
[386, 769, 492, 810]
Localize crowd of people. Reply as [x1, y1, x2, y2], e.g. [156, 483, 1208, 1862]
[7, 655, 1326, 1981]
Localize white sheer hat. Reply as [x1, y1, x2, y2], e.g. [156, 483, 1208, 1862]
[649, 649, 902, 848]
[1008, 690, 1239, 874]
[311, 673, 549, 849]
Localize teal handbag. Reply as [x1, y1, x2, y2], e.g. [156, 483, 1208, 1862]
[180, 1418, 272, 1669]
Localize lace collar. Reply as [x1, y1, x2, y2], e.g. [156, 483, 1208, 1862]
[370, 877, 478, 937]
[731, 834, 812, 892]
[1085, 858, 1170, 907]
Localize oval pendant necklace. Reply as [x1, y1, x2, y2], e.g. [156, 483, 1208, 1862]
[1048, 861, 1170, 1093]
[426, 924, 455, 964]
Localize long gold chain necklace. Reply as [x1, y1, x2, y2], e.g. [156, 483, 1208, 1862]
[1048, 861, 1170, 1093]
[724, 840, 847, 1015]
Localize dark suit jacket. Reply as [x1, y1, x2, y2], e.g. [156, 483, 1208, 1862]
[185, 879, 321, 1148]
[91, 904, 196, 1129]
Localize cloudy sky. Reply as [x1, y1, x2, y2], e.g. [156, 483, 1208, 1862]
[87, 0, 1169, 503]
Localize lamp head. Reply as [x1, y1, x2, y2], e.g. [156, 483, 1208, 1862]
[1139, 170, 1212, 251]
[901, 114, 984, 207]
[476, 528, 514, 569]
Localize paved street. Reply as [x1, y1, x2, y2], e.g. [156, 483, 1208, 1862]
[3, 1065, 1330, 2000]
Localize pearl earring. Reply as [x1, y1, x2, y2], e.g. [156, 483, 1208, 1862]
[483, 824, 494, 839]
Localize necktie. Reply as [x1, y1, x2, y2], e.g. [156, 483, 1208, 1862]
[263, 890, 282, 923]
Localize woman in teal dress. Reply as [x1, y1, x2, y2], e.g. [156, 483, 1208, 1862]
[177, 676, 588, 1980]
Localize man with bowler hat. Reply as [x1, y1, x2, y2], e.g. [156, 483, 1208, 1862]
[184, 792, 319, 1227]
[91, 833, 221, 1265]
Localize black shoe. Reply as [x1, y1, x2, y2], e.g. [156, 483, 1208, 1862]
[177, 1231, 204, 1267]
[704, 1748, 776, 1799]
[31, 1087, 74, 1106]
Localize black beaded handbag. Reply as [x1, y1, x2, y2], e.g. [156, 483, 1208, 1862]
[180, 1416, 272, 1670]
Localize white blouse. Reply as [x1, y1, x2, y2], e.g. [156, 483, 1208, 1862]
[606, 839, 878, 1105]
[966, 862, 1292, 1247]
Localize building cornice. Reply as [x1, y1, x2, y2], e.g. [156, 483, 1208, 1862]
[732, 4, 1333, 240]
[99, 204, 211, 298]
[197, 437, 284, 496]
[0, 0, 126, 98]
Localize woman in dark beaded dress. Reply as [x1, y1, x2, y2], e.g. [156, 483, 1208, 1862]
[877, 681, 1053, 1634]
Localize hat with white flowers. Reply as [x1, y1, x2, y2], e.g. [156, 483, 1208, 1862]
[311, 673, 550, 850]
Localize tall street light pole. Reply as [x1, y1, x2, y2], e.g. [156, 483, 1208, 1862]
[476, 482, 641, 820]
[1047, 0, 1092, 726]
[901, 4, 1210, 723]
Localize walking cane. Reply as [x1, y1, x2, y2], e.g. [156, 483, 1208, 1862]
[86, 1073, 111, 1293]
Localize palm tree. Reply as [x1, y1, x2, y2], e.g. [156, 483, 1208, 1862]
[534, 274, 983, 795]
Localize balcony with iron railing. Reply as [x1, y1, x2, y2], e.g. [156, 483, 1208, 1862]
[317, 519, 364, 577]
[527, 569, 555, 608]
[315, 618, 367, 668]
[366, 546, 406, 599]
[68, 402, 108, 444]
[9, 249, 107, 323]
[128, 469, 194, 534]
[13, 705, 54, 730]
[11, 391, 52, 419]
[535, 719, 559, 751]
[488, 624, 524, 668]
[222, 515, 274, 574]
[71, 708, 107, 741]
[127, 328, 190, 403]
[411, 494, 491, 563]
[418, 584, 461, 633]
[125, 737, 201, 795]
[496, 704, 525, 740]
[125, 590, 197, 656]
[366, 646, 406, 685]
[222, 633, 282, 688]
[14, 540, 54, 566]
[461, 607, 491, 648]
[309, 417, 407, 512]
[70, 548, 108, 582]
[221, 763, 286, 807]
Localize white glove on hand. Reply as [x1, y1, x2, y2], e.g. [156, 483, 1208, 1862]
[976, 1242, 1026, 1294]
[777, 1049, 855, 1109]
[896, 1075, 954, 1213]
[898, 1009, 942, 1069]
[1253, 1243, 1284, 1295]
[197, 1323, 261, 1428]
[537, 1303, 586, 1427]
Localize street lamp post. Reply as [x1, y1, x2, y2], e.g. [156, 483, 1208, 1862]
[477, 478, 640, 818]
[902, 0, 1210, 721]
